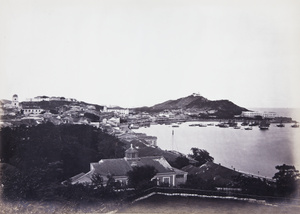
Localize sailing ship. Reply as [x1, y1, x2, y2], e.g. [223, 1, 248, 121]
[276, 121, 285, 127]
[218, 123, 229, 128]
[291, 122, 299, 128]
[259, 119, 270, 130]
[241, 120, 249, 126]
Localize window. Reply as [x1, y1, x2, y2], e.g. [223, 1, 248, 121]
[162, 177, 170, 184]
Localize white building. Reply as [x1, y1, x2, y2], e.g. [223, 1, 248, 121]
[23, 107, 44, 115]
[103, 106, 129, 116]
[241, 111, 276, 119]
[12, 94, 19, 108]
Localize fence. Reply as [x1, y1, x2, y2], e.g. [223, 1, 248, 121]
[123, 187, 300, 205]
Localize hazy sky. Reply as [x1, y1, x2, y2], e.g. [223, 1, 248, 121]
[1, 0, 300, 108]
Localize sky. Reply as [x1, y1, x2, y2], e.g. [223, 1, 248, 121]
[1, 0, 300, 108]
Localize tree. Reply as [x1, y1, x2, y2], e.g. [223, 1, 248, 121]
[273, 164, 300, 196]
[188, 148, 214, 166]
[0, 123, 125, 200]
[182, 174, 215, 190]
[127, 165, 157, 189]
[84, 112, 100, 122]
[170, 156, 190, 169]
[91, 173, 104, 189]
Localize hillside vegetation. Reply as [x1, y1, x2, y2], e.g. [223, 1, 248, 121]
[134, 94, 248, 118]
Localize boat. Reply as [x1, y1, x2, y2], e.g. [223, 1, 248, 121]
[259, 119, 270, 130]
[234, 126, 241, 129]
[291, 122, 299, 128]
[276, 121, 285, 127]
[249, 121, 259, 126]
[198, 124, 207, 127]
[172, 124, 179, 128]
[227, 120, 238, 127]
[244, 126, 252, 130]
[241, 120, 249, 126]
[218, 123, 229, 128]
[206, 123, 214, 126]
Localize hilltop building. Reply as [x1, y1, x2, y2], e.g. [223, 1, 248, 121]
[68, 144, 187, 187]
[12, 94, 19, 108]
[23, 107, 44, 115]
[26, 96, 77, 102]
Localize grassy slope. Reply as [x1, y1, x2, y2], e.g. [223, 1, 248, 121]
[118, 194, 300, 214]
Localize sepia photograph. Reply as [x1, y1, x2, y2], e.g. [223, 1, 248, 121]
[1, 0, 300, 213]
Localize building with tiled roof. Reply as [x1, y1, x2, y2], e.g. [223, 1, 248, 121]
[69, 144, 187, 187]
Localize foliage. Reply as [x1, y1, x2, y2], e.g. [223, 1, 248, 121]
[188, 148, 214, 166]
[273, 164, 300, 196]
[0, 123, 125, 200]
[182, 174, 215, 190]
[232, 175, 275, 196]
[169, 156, 190, 169]
[84, 112, 100, 122]
[50, 109, 59, 114]
[91, 173, 104, 189]
[127, 165, 157, 189]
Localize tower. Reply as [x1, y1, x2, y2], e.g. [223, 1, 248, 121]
[124, 144, 139, 166]
[124, 144, 139, 160]
[12, 94, 19, 108]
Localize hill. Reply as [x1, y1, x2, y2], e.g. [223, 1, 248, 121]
[134, 93, 248, 118]
[21, 100, 104, 112]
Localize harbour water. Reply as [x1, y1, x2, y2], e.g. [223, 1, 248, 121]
[134, 109, 300, 178]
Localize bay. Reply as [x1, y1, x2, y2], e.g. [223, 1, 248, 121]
[134, 110, 300, 178]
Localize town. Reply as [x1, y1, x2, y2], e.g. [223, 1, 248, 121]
[0, 94, 299, 213]
[0, 94, 296, 134]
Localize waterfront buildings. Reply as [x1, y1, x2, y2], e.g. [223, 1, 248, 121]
[102, 106, 129, 116]
[241, 111, 276, 119]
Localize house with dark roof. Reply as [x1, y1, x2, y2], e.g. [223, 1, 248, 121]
[69, 144, 187, 187]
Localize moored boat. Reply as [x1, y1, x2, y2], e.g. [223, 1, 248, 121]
[241, 120, 249, 126]
[259, 119, 270, 130]
[291, 122, 299, 128]
[249, 121, 259, 126]
[276, 121, 285, 127]
[218, 123, 229, 128]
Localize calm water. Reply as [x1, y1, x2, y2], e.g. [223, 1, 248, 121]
[135, 109, 300, 178]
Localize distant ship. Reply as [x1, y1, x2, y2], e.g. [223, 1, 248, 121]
[259, 119, 270, 130]
[276, 121, 285, 127]
[218, 123, 229, 128]
[249, 121, 259, 126]
[291, 122, 299, 128]
[241, 120, 249, 126]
